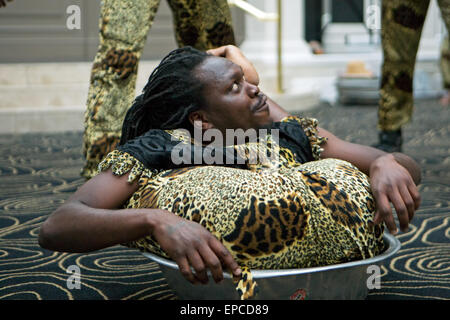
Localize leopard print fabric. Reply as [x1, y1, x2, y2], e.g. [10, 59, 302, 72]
[167, 0, 236, 49]
[98, 116, 385, 299]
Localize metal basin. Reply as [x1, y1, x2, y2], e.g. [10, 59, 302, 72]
[142, 233, 400, 300]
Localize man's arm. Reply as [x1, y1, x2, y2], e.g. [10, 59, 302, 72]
[39, 169, 152, 252]
[207, 44, 422, 234]
[39, 169, 241, 284]
[318, 127, 421, 234]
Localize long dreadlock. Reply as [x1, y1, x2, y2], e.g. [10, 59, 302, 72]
[119, 46, 209, 145]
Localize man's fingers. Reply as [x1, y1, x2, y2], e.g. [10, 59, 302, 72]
[198, 244, 224, 283]
[374, 193, 398, 234]
[209, 238, 241, 278]
[177, 256, 198, 285]
[390, 189, 410, 232]
[400, 185, 416, 222]
[187, 250, 209, 284]
[206, 46, 226, 57]
[408, 183, 421, 210]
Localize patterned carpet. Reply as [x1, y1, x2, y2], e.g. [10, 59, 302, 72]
[0, 98, 448, 300]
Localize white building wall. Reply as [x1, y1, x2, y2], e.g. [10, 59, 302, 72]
[238, 0, 446, 104]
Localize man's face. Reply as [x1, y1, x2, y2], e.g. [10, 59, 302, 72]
[193, 56, 272, 135]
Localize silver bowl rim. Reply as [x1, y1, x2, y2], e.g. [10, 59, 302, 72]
[142, 232, 400, 279]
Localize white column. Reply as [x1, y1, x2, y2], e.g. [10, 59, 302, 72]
[415, 0, 447, 98]
[240, 0, 312, 66]
[417, 0, 446, 60]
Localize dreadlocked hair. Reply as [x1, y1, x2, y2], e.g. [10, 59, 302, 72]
[119, 46, 209, 145]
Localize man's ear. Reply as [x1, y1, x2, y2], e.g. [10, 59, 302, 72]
[189, 111, 214, 130]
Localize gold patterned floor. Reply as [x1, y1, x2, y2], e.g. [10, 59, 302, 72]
[0, 132, 176, 300]
[0, 99, 449, 300]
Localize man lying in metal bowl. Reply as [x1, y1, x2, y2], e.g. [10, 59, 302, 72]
[39, 45, 421, 300]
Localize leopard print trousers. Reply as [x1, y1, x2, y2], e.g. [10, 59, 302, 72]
[378, 0, 450, 131]
[81, 0, 236, 179]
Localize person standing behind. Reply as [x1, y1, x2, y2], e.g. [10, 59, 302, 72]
[81, 0, 236, 179]
[374, 0, 450, 152]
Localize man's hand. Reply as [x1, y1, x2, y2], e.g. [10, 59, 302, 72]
[150, 210, 242, 285]
[207, 45, 260, 86]
[318, 127, 422, 235]
[369, 154, 421, 234]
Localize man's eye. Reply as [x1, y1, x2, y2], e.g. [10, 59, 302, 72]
[232, 82, 239, 91]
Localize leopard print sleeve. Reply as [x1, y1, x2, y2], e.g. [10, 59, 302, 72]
[279, 116, 327, 160]
[98, 149, 159, 183]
